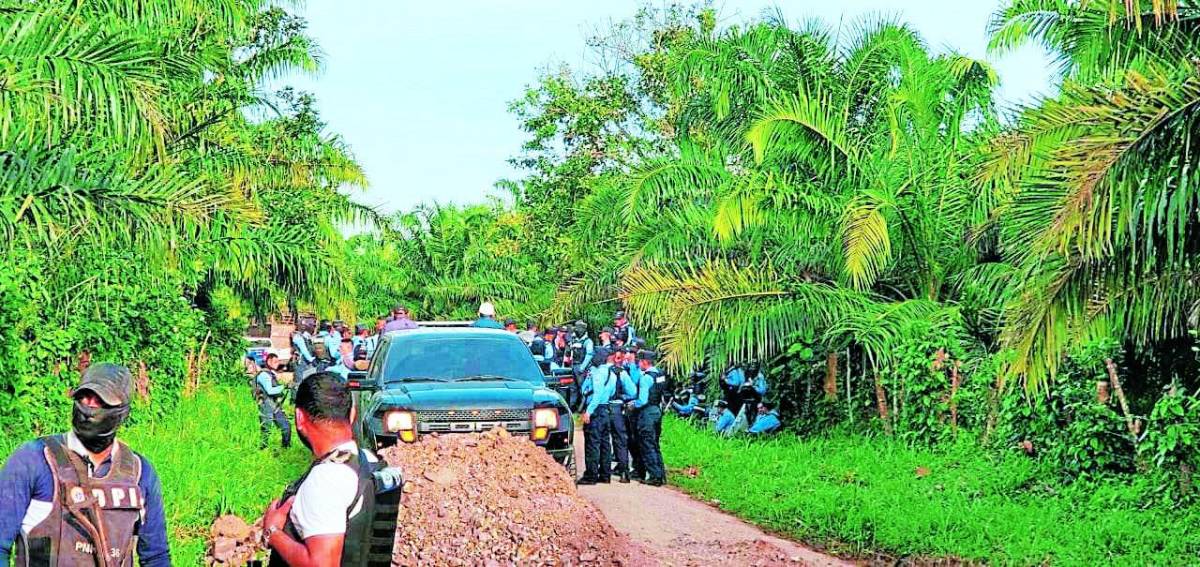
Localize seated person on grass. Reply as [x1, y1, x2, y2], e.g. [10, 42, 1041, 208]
[712, 399, 735, 436]
[746, 401, 781, 436]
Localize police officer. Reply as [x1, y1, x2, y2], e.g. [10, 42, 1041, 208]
[263, 372, 403, 567]
[747, 401, 782, 435]
[631, 350, 667, 486]
[739, 361, 768, 426]
[577, 352, 615, 485]
[530, 326, 556, 374]
[612, 310, 636, 345]
[607, 347, 638, 483]
[0, 363, 172, 566]
[256, 353, 292, 449]
[566, 321, 594, 411]
[292, 323, 316, 380]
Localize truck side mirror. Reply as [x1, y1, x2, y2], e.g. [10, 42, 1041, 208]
[347, 371, 377, 391]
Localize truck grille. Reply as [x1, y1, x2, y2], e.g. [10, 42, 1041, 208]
[415, 409, 527, 422]
[414, 409, 531, 434]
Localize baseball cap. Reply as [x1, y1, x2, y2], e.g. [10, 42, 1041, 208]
[479, 302, 496, 317]
[637, 350, 658, 362]
[75, 362, 132, 406]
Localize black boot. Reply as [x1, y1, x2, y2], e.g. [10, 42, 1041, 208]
[619, 472, 631, 483]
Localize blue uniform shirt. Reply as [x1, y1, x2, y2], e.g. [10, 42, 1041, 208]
[748, 410, 782, 434]
[714, 409, 735, 433]
[752, 373, 768, 396]
[672, 394, 697, 416]
[364, 334, 380, 359]
[322, 333, 341, 358]
[256, 370, 285, 397]
[632, 366, 659, 409]
[724, 367, 745, 388]
[615, 365, 638, 402]
[0, 434, 171, 566]
[584, 364, 616, 415]
[292, 333, 314, 363]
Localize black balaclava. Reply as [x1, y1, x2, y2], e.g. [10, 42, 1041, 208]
[72, 400, 130, 454]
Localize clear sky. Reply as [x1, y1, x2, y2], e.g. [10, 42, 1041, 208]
[286, 1, 1055, 213]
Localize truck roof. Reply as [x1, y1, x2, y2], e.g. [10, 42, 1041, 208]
[383, 326, 516, 339]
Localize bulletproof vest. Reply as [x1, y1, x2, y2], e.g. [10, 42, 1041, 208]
[269, 447, 400, 567]
[309, 335, 334, 363]
[613, 324, 631, 344]
[16, 435, 145, 567]
[254, 369, 282, 402]
[530, 337, 547, 357]
[645, 369, 667, 406]
[569, 337, 588, 364]
[610, 366, 636, 401]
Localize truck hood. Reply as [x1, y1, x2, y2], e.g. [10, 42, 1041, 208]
[378, 380, 540, 410]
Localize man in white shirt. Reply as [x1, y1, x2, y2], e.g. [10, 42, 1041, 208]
[262, 372, 376, 566]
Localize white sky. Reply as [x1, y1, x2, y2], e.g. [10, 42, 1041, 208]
[287, 1, 1055, 213]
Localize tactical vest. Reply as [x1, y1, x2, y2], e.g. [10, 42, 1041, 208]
[254, 369, 283, 404]
[645, 369, 667, 406]
[569, 337, 588, 365]
[268, 447, 400, 567]
[611, 366, 636, 402]
[530, 337, 547, 357]
[16, 435, 145, 567]
[613, 324, 631, 345]
[309, 334, 335, 365]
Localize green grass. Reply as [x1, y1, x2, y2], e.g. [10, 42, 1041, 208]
[123, 386, 310, 564]
[661, 417, 1200, 566]
[1, 386, 310, 565]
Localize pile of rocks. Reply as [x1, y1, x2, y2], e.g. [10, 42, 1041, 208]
[206, 515, 264, 566]
[381, 428, 643, 566]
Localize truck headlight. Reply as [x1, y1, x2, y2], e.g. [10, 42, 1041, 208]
[531, 408, 559, 441]
[384, 410, 417, 443]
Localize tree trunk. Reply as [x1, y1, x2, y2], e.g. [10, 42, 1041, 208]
[873, 372, 892, 435]
[824, 352, 838, 399]
[949, 361, 961, 433]
[1105, 358, 1139, 438]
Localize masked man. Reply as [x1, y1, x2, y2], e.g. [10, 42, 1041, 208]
[0, 363, 172, 566]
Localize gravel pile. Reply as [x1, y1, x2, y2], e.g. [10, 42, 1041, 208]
[381, 428, 644, 566]
[206, 514, 264, 566]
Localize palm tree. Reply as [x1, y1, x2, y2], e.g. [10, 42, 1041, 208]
[983, 0, 1200, 390]
[552, 17, 1000, 372]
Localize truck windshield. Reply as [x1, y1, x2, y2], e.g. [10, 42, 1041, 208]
[380, 335, 544, 384]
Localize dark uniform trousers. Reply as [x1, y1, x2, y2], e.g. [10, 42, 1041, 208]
[627, 407, 643, 477]
[606, 401, 630, 474]
[636, 405, 665, 481]
[259, 398, 292, 449]
[583, 404, 613, 481]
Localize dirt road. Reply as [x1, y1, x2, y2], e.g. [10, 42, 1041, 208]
[572, 432, 852, 567]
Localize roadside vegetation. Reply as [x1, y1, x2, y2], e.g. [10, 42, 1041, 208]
[3, 0, 1200, 565]
[662, 417, 1200, 565]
